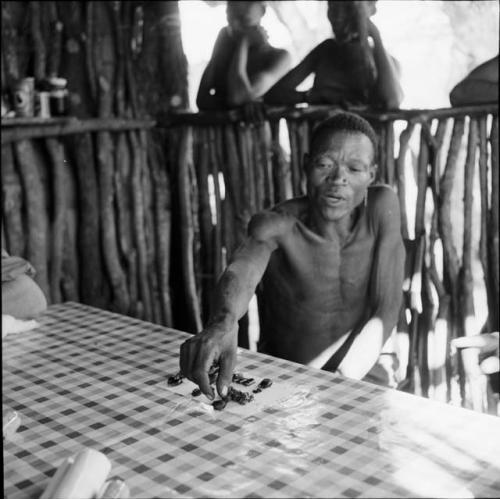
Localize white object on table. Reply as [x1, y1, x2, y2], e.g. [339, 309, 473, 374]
[40, 448, 111, 499]
[2, 314, 39, 337]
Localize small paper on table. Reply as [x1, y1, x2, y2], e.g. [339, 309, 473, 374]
[158, 376, 306, 417]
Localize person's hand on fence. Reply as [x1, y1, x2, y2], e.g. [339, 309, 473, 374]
[241, 101, 267, 124]
[451, 332, 499, 374]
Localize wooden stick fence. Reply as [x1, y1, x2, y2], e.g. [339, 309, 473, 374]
[1, 103, 498, 413]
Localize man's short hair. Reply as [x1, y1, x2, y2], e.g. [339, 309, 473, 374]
[310, 111, 378, 161]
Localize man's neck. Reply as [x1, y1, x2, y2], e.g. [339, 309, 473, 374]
[306, 206, 361, 244]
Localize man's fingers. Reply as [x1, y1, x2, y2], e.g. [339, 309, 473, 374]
[216, 350, 236, 399]
[180, 339, 214, 400]
[192, 350, 216, 401]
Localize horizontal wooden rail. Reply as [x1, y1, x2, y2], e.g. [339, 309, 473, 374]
[1, 117, 156, 143]
[156, 103, 499, 127]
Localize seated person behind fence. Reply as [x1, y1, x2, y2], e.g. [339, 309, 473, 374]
[265, 1, 402, 109]
[196, 1, 291, 110]
[449, 54, 498, 106]
[2, 248, 47, 322]
[180, 112, 405, 399]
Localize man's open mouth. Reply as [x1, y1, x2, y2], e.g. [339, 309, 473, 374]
[324, 192, 346, 201]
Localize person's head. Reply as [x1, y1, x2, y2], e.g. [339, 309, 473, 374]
[304, 112, 378, 222]
[226, 1, 266, 32]
[327, 1, 375, 44]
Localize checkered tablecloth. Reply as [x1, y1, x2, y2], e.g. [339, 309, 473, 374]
[3, 303, 500, 499]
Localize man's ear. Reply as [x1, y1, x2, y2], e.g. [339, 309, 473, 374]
[369, 163, 377, 183]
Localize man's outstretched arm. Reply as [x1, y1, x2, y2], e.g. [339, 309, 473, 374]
[263, 44, 320, 105]
[180, 213, 278, 399]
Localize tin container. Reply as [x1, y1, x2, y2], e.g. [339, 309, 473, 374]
[48, 77, 69, 116]
[49, 89, 69, 116]
[13, 77, 35, 117]
[37, 91, 51, 118]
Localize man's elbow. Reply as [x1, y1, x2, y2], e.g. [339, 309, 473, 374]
[384, 89, 403, 109]
[196, 91, 208, 110]
[449, 84, 463, 106]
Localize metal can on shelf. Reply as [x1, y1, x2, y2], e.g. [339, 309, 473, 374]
[48, 77, 69, 116]
[49, 89, 68, 116]
[13, 77, 35, 117]
[37, 91, 51, 118]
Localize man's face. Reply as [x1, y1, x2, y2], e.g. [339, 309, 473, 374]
[327, 1, 376, 44]
[327, 2, 360, 44]
[227, 1, 265, 32]
[305, 130, 376, 222]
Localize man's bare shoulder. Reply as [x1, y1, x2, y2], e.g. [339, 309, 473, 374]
[248, 197, 307, 242]
[367, 184, 398, 205]
[366, 185, 401, 227]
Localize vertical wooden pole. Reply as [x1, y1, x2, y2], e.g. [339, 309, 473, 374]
[208, 127, 223, 283]
[438, 117, 465, 406]
[477, 116, 491, 331]
[460, 118, 485, 411]
[488, 116, 499, 330]
[13, 140, 50, 301]
[395, 122, 415, 241]
[45, 138, 66, 303]
[385, 121, 395, 187]
[178, 126, 202, 332]
[1, 144, 25, 257]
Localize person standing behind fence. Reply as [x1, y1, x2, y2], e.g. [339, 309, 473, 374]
[196, 1, 291, 112]
[265, 1, 403, 109]
[449, 55, 498, 106]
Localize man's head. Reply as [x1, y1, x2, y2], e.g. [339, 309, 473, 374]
[227, 1, 266, 32]
[327, 1, 376, 44]
[304, 112, 378, 222]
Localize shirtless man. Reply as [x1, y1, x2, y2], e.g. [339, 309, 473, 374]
[180, 112, 405, 400]
[264, 1, 403, 109]
[449, 55, 498, 106]
[196, 1, 291, 111]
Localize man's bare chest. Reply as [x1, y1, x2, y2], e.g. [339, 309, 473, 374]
[266, 232, 374, 302]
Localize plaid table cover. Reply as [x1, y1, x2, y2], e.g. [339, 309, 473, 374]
[3, 302, 500, 499]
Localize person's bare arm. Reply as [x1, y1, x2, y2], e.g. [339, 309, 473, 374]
[368, 21, 403, 109]
[263, 43, 322, 105]
[328, 188, 405, 379]
[449, 55, 498, 106]
[196, 28, 232, 110]
[179, 212, 280, 399]
[226, 30, 292, 106]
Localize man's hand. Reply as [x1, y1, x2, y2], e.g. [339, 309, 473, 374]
[241, 101, 267, 123]
[367, 20, 380, 42]
[179, 321, 238, 400]
[244, 25, 268, 47]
